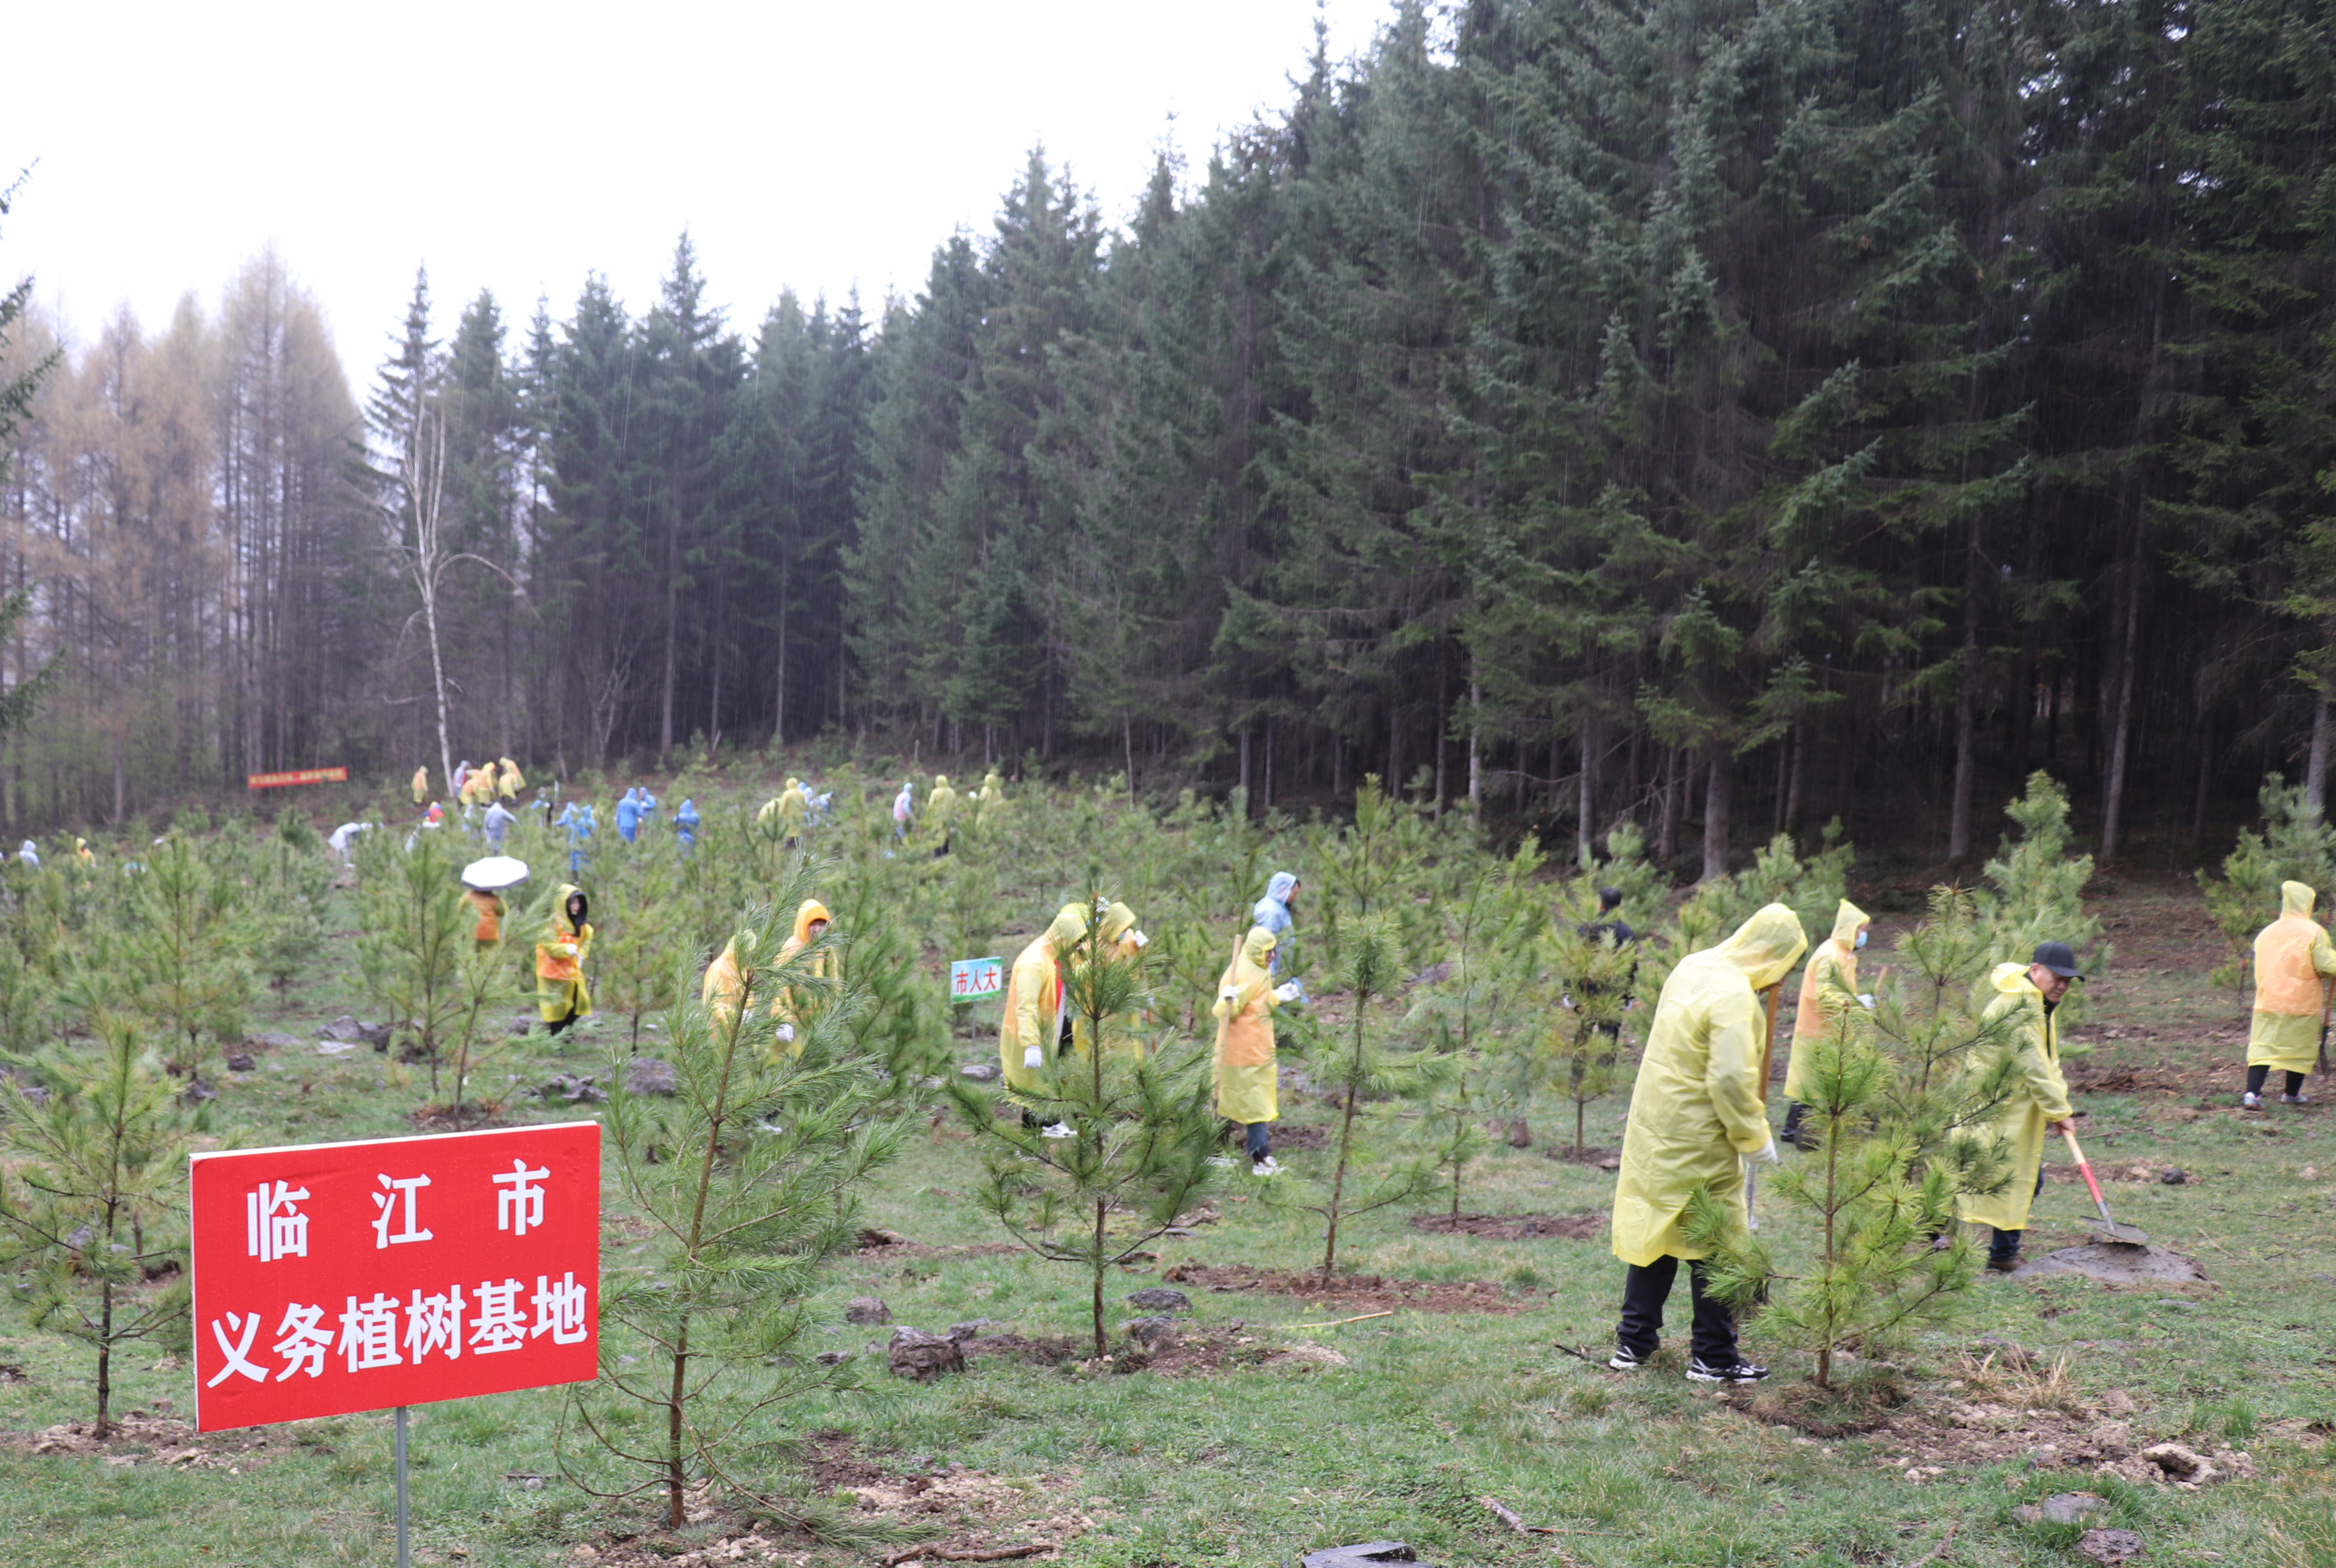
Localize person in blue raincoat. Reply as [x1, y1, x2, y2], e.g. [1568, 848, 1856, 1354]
[1252, 871, 1298, 975]
[556, 800, 594, 876]
[615, 788, 643, 843]
[674, 798, 700, 852]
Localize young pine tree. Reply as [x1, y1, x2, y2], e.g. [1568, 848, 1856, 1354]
[1521, 886, 1640, 1159]
[2197, 774, 2336, 993]
[1688, 890, 2023, 1391]
[121, 836, 255, 1086]
[0, 1017, 192, 1434]
[571, 892, 901, 1534]
[950, 897, 1219, 1358]
[1274, 917, 1458, 1277]
[1978, 772, 2106, 1027]
[355, 828, 471, 1100]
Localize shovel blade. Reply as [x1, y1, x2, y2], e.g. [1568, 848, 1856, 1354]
[2088, 1217, 2150, 1247]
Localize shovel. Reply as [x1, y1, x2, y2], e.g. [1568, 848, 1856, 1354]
[2060, 1125, 2149, 1247]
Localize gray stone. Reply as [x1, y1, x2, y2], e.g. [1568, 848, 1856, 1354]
[624, 1057, 679, 1096]
[958, 1061, 1001, 1082]
[886, 1326, 964, 1382]
[2041, 1493, 2110, 1526]
[1302, 1544, 1426, 1568]
[541, 1073, 607, 1104]
[2139, 1442, 2216, 1483]
[816, 1351, 849, 1367]
[1123, 1315, 1179, 1349]
[506, 1017, 537, 1037]
[844, 1297, 891, 1325]
[249, 1032, 303, 1051]
[947, 1319, 1003, 1342]
[2159, 1168, 2187, 1185]
[356, 1020, 392, 1048]
[317, 1014, 364, 1043]
[1124, 1287, 1191, 1313]
[224, 1052, 255, 1073]
[2076, 1527, 2145, 1564]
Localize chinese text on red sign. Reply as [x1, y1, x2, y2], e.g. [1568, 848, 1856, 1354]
[191, 1123, 599, 1431]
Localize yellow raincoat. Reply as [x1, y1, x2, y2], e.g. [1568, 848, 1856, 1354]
[927, 775, 958, 841]
[1000, 903, 1088, 1094]
[771, 898, 837, 1049]
[975, 770, 1005, 827]
[498, 758, 524, 799]
[1610, 904, 1807, 1267]
[1212, 926, 1281, 1125]
[1785, 899, 1868, 1099]
[411, 767, 429, 805]
[702, 932, 756, 1025]
[535, 884, 595, 1024]
[461, 767, 497, 807]
[1956, 963, 2073, 1232]
[1070, 901, 1146, 1061]
[463, 889, 505, 945]
[2249, 880, 2336, 1074]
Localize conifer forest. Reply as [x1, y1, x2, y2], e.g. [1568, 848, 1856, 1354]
[4, 0, 2334, 868]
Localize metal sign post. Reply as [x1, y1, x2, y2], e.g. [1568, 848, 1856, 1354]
[395, 1405, 410, 1568]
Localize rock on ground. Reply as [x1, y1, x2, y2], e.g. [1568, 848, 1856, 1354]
[1124, 1287, 1191, 1313]
[624, 1058, 679, 1096]
[947, 1319, 1003, 1342]
[317, 1014, 364, 1043]
[2015, 1493, 2109, 1526]
[844, 1297, 891, 1325]
[886, 1326, 964, 1381]
[1123, 1316, 1179, 1349]
[2077, 1527, 2146, 1564]
[958, 1061, 1001, 1082]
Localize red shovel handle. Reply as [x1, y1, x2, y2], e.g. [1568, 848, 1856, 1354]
[2061, 1126, 2109, 1210]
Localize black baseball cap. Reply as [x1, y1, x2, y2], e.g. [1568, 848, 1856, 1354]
[2032, 941, 2085, 980]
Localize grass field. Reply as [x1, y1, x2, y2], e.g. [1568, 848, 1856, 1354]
[0, 779, 2328, 1568]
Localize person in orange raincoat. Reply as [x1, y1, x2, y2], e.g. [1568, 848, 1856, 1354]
[536, 885, 593, 1035]
[463, 887, 505, 947]
[2245, 880, 2336, 1108]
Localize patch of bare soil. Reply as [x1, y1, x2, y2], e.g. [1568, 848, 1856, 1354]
[957, 1332, 1089, 1367]
[0, 1410, 273, 1470]
[855, 1230, 1023, 1262]
[1542, 1145, 1621, 1168]
[1410, 1211, 1605, 1241]
[1159, 1261, 1532, 1314]
[2011, 1244, 2210, 1286]
[1271, 1125, 1330, 1150]
[405, 1107, 517, 1133]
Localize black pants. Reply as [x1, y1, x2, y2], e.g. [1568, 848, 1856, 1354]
[1617, 1255, 1737, 1366]
[1243, 1121, 1272, 1160]
[2246, 1065, 2307, 1097]
[1989, 1166, 2047, 1262]
[1780, 1101, 1806, 1143]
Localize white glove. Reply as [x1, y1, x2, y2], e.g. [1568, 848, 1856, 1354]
[561, 942, 579, 957]
[1272, 982, 1302, 1004]
[1127, 929, 1149, 950]
[776, 1024, 794, 1044]
[1751, 1137, 1782, 1167]
[1023, 1045, 1044, 1070]
[1857, 993, 1875, 1009]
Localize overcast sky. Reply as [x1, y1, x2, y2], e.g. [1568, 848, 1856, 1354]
[4, 0, 1389, 371]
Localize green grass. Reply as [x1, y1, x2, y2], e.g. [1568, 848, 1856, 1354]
[0, 805, 2330, 1567]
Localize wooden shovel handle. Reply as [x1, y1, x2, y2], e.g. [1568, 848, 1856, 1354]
[1757, 983, 1782, 1106]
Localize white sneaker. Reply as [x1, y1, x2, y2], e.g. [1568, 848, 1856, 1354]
[1251, 1156, 1282, 1177]
[1205, 1155, 1235, 1168]
[2242, 1092, 2263, 1110]
[1041, 1122, 1075, 1139]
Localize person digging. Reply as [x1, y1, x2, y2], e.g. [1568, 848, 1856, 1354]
[1957, 941, 2081, 1273]
[1607, 902, 1806, 1383]
[2242, 880, 2333, 1109]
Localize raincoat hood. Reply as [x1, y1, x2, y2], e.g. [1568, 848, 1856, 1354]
[2282, 880, 2317, 918]
[1715, 903, 1810, 990]
[1099, 901, 1138, 944]
[556, 883, 588, 934]
[1264, 871, 1298, 905]
[1829, 899, 1870, 948]
[1240, 925, 1279, 967]
[1989, 960, 2040, 998]
[792, 899, 832, 945]
[934, 775, 949, 788]
[1044, 902, 1089, 952]
[784, 776, 798, 790]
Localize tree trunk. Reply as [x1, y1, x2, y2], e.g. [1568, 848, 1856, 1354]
[666, 1316, 691, 1528]
[2191, 707, 2215, 846]
[1467, 672, 1482, 815]
[1948, 515, 1984, 863]
[2307, 684, 2331, 820]
[1784, 719, 1806, 839]
[95, 1280, 113, 1438]
[1656, 747, 1680, 868]
[1577, 709, 1598, 868]
[1701, 751, 1732, 883]
[2100, 552, 2145, 864]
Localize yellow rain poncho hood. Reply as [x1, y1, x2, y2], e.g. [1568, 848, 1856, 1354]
[1609, 903, 1806, 1266]
[1787, 899, 1868, 1098]
[535, 883, 594, 1024]
[790, 899, 833, 947]
[2249, 880, 2336, 1071]
[1212, 926, 1281, 1124]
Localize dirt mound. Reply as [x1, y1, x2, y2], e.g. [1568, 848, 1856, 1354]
[855, 1230, 1023, 1261]
[1, 1411, 270, 1469]
[1160, 1262, 1532, 1314]
[1271, 1125, 1330, 1150]
[2012, 1244, 2210, 1286]
[1410, 1211, 1604, 1241]
[1542, 1146, 1621, 1168]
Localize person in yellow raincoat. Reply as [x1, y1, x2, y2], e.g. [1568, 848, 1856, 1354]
[498, 757, 524, 800]
[74, 837, 92, 864]
[926, 775, 958, 855]
[770, 898, 836, 1054]
[1956, 941, 2080, 1271]
[974, 770, 1005, 828]
[463, 887, 505, 947]
[1213, 925, 1299, 1173]
[1069, 900, 1150, 1063]
[459, 766, 493, 808]
[1608, 902, 1806, 1381]
[411, 766, 430, 806]
[999, 903, 1089, 1097]
[2245, 880, 2334, 1108]
[1780, 899, 1872, 1146]
[535, 885, 594, 1036]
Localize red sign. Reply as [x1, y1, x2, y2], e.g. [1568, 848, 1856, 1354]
[190, 1124, 600, 1432]
[246, 766, 350, 789]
